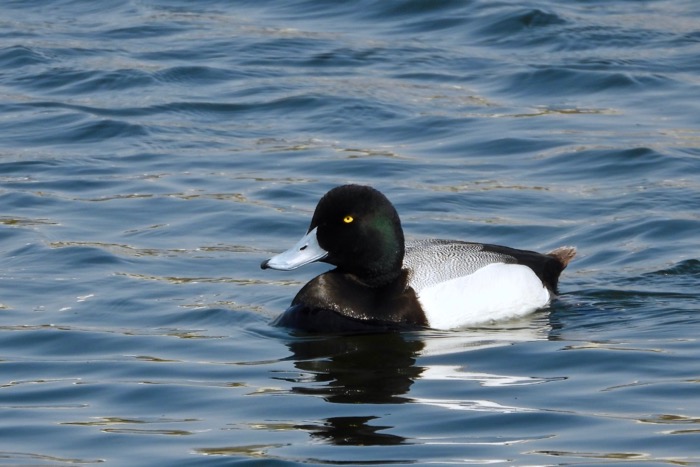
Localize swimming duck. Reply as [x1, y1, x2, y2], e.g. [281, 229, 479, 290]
[261, 184, 575, 332]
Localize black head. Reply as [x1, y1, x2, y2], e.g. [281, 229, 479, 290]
[310, 185, 405, 286]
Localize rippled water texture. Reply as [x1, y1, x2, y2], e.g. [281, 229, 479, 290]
[1, 0, 699, 465]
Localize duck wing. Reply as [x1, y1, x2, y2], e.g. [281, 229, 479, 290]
[404, 239, 575, 293]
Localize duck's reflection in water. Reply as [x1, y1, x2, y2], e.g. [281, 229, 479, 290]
[296, 415, 405, 446]
[284, 332, 425, 404]
[278, 332, 424, 445]
[277, 316, 553, 446]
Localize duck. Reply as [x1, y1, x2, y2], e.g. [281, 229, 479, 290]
[261, 184, 575, 332]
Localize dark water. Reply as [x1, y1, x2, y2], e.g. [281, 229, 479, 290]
[1, 0, 699, 465]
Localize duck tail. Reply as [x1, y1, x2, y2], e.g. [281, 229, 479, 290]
[547, 246, 577, 268]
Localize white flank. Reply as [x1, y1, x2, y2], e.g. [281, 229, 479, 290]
[416, 263, 551, 330]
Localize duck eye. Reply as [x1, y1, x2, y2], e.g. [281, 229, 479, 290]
[343, 215, 354, 224]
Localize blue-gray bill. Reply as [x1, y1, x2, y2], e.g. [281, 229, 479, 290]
[261, 227, 328, 270]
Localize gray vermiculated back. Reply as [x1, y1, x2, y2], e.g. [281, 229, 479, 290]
[403, 239, 516, 292]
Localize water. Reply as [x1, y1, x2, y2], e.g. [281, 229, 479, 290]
[1, 0, 699, 464]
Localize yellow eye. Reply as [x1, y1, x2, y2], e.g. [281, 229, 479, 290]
[343, 215, 354, 224]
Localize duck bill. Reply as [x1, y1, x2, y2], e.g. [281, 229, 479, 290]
[261, 227, 328, 270]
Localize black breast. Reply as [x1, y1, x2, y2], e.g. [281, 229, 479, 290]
[273, 270, 428, 332]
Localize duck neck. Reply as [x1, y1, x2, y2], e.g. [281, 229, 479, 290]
[354, 243, 405, 288]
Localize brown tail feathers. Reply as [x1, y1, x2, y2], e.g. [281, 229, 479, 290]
[547, 246, 577, 268]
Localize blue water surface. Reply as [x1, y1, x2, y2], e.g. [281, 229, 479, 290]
[1, 0, 699, 465]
